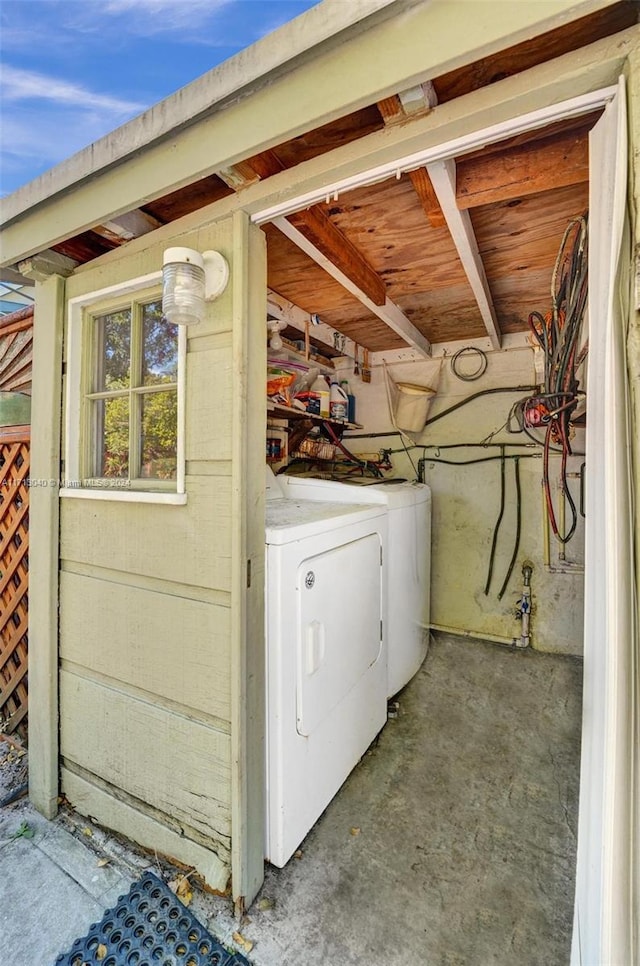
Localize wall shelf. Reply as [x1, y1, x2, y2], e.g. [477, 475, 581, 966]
[267, 400, 362, 430]
[268, 346, 336, 376]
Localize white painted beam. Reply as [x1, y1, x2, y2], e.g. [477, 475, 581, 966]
[101, 210, 162, 240]
[2, 0, 407, 227]
[426, 159, 502, 350]
[41, 54, 627, 280]
[18, 250, 77, 282]
[398, 81, 438, 114]
[267, 289, 361, 365]
[251, 86, 616, 225]
[0, 267, 34, 285]
[272, 216, 431, 357]
[370, 330, 531, 366]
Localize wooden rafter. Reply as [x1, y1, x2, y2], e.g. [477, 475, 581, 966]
[53, 231, 118, 263]
[432, 1, 638, 104]
[243, 150, 286, 181]
[217, 159, 263, 191]
[222, 149, 388, 308]
[287, 206, 385, 306]
[376, 90, 446, 229]
[456, 128, 589, 209]
[272, 215, 431, 357]
[376, 95, 405, 125]
[426, 159, 501, 349]
[408, 168, 447, 229]
[94, 209, 162, 244]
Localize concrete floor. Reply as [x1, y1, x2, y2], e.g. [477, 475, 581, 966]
[200, 631, 583, 966]
[0, 631, 582, 965]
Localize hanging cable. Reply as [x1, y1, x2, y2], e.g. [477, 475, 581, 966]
[522, 213, 588, 544]
[497, 457, 522, 600]
[346, 386, 538, 441]
[484, 447, 506, 595]
[450, 346, 488, 381]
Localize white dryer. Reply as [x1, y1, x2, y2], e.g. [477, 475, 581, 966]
[265, 468, 387, 867]
[281, 474, 431, 698]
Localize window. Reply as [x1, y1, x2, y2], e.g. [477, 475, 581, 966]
[87, 299, 178, 483]
[63, 274, 186, 504]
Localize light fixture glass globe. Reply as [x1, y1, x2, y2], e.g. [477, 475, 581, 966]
[268, 319, 286, 351]
[162, 248, 205, 325]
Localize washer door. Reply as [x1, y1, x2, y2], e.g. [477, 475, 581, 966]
[296, 532, 382, 737]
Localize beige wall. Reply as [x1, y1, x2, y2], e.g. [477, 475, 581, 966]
[342, 346, 585, 655]
[59, 217, 263, 892]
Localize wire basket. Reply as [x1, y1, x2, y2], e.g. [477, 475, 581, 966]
[292, 437, 337, 461]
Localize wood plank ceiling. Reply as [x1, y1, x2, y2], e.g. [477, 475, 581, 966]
[47, 1, 636, 353]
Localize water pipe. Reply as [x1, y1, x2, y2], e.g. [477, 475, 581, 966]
[514, 561, 533, 649]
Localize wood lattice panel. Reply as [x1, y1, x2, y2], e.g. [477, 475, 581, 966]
[0, 433, 29, 738]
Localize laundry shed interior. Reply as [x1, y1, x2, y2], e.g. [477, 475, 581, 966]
[1, 1, 638, 963]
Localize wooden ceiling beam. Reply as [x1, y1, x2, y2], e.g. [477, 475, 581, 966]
[217, 159, 263, 191]
[237, 151, 388, 308]
[243, 149, 286, 181]
[376, 95, 405, 126]
[426, 159, 501, 350]
[376, 90, 446, 229]
[272, 215, 431, 358]
[407, 168, 447, 229]
[455, 129, 589, 209]
[287, 206, 386, 307]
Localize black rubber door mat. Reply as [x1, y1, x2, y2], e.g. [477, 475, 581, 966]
[54, 871, 251, 966]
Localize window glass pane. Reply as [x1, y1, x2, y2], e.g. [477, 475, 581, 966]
[95, 310, 131, 391]
[94, 397, 129, 478]
[142, 302, 178, 386]
[140, 390, 177, 480]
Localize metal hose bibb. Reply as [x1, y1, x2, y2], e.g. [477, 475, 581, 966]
[514, 560, 534, 648]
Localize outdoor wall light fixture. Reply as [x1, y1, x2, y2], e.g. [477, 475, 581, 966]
[267, 319, 287, 351]
[162, 247, 229, 325]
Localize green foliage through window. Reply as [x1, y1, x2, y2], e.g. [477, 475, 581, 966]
[88, 299, 178, 484]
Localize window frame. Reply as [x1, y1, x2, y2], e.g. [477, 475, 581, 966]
[62, 272, 187, 504]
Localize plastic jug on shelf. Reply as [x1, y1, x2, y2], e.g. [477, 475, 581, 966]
[329, 377, 348, 421]
[340, 380, 356, 424]
[308, 375, 330, 417]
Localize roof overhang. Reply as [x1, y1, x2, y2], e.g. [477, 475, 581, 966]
[0, 0, 624, 270]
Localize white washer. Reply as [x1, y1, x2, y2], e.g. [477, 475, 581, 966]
[265, 468, 387, 867]
[281, 474, 431, 698]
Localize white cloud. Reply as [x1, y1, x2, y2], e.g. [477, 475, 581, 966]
[0, 65, 146, 195]
[1, 102, 147, 195]
[88, 0, 234, 38]
[0, 0, 237, 52]
[1, 65, 144, 115]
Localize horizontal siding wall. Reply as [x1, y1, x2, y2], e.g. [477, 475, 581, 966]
[59, 220, 238, 890]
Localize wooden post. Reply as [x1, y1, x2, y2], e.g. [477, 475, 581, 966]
[27, 274, 65, 819]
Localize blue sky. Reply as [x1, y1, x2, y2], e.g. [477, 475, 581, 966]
[0, 0, 320, 196]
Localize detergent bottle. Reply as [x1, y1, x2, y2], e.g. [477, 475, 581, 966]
[329, 376, 348, 421]
[309, 374, 330, 418]
[340, 380, 356, 424]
